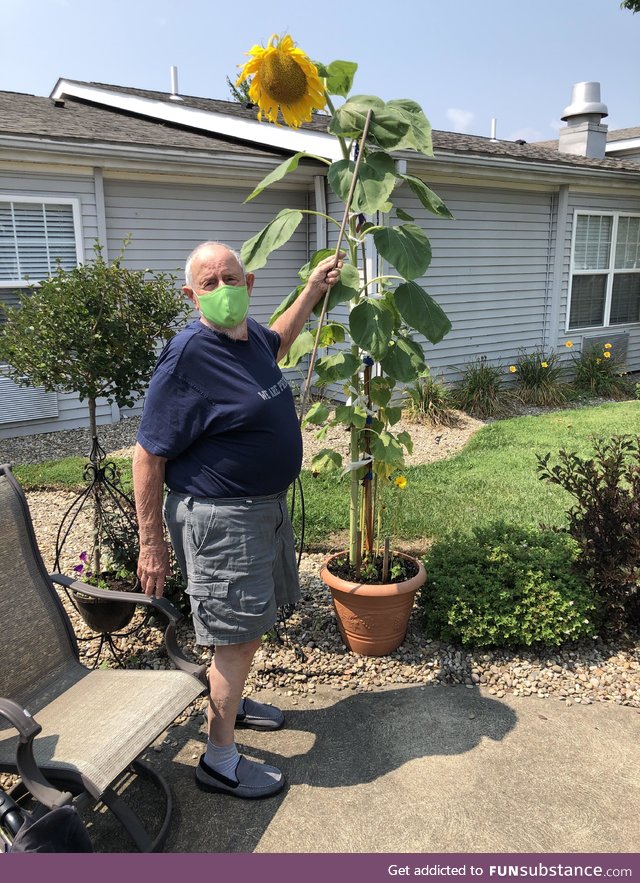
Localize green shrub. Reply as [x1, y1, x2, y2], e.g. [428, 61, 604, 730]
[537, 435, 640, 636]
[404, 370, 456, 426]
[450, 356, 512, 419]
[418, 521, 597, 648]
[512, 349, 567, 406]
[571, 343, 635, 399]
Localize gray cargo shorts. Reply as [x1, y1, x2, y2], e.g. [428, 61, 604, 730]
[163, 490, 300, 647]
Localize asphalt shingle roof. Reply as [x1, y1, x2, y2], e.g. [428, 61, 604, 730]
[1, 80, 639, 175]
[0, 90, 287, 157]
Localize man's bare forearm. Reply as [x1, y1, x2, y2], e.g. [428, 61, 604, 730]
[132, 442, 167, 547]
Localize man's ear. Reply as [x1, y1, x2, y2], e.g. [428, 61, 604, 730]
[183, 285, 198, 308]
[246, 273, 255, 296]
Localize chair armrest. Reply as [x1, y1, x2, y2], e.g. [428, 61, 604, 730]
[0, 698, 72, 810]
[49, 574, 208, 690]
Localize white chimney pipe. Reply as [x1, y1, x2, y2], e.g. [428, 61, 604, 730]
[490, 118, 497, 142]
[558, 82, 608, 159]
[169, 66, 183, 101]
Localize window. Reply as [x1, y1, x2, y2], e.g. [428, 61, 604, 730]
[568, 212, 640, 330]
[0, 198, 81, 424]
[0, 197, 82, 324]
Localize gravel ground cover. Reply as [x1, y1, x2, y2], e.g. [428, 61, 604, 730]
[1, 411, 638, 793]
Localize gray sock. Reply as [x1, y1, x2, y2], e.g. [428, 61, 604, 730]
[204, 740, 240, 780]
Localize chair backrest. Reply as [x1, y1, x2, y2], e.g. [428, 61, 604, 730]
[0, 465, 79, 704]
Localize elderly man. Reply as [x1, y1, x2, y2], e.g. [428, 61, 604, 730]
[133, 241, 342, 800]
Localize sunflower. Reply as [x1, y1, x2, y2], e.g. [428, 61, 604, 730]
[237, 33, 327, 128]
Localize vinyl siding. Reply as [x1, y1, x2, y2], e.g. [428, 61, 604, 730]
[103, 178, 311, 413]
[0, 170, 101, 438]
[383, 181, 555, 383]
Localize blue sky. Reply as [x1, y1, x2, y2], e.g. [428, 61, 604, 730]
[1, 0, 638, 142]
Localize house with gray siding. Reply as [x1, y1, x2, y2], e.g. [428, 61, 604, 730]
[1, 78, 639, 438]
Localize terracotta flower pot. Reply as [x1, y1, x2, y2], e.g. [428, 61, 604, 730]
[320, 552, 427, 656]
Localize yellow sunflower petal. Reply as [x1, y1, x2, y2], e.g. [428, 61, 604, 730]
[237, 33, 327, 128]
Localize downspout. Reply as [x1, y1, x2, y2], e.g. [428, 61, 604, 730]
[544, 184, 570, 352]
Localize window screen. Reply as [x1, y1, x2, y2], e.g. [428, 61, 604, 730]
[573, 215, 612, 270]
[0, 202, 78, 282]
[569, 275, 606, 328]
[610, 274, 640, 325]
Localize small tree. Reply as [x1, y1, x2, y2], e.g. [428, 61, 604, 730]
[0, 241, 189, 577]
[0, 242, 188, 440]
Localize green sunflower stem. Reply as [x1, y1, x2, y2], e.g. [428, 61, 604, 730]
[325, 93, 350, 161]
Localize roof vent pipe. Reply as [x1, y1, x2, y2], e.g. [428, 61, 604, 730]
[558, 81, 608, 159]
[490, 118, 497, 142]
[169, 66, 183, 101]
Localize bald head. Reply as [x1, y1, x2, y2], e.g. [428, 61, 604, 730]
[185, 241, 245, 288]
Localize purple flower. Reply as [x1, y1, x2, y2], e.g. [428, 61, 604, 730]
[73, 564, 84, 574]
[79, 551, 89, 563]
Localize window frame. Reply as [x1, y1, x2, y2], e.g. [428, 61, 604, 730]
[0, 194, 84, 288]
[566, 209, 640, 332]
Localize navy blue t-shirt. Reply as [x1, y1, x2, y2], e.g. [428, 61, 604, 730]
[137, 318, 303, 498]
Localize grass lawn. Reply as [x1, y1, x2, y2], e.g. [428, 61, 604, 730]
[298, 401, 640, 546]
[14, 400, 639, 547]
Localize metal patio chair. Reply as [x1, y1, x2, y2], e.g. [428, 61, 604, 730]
[0, 464, 208, 852]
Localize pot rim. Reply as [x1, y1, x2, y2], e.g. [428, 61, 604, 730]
[319, 550, 426, 597]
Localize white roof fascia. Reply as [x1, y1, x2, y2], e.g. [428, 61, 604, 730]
[0, 134, 310, 172]
[606, 138, 640, 153]
[403, 149, 640, 185]
[50, 80, 343, 162]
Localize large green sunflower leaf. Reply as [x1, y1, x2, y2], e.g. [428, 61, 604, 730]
[379, 334, 426, 382]
[303, 400, 331, 426]
[334, 403, 368, 429]
[394, 281, 452, 344]
[398, 173, 454, 220]
[348, 299, 394, 360]
[315, 60, 358, 98]
[370, 430, 406, 469]
[395, 207, 415, 222]
[312, 262, 360, 315]
[318, 322, 346, 346]
[386, 99, 433, 155]
[311, 449, 343, 475]
[369, 376, 394, 406]
[269, 285, 303, 325]
[373, 223, 432, 281]
[328, 95, 385, 139]
[278, 330, 315, 369]
[244, 152, 330, 204]
[314, 351, 360, 385]
[328, 153, 397, 214]
[241, 209, 304, 272]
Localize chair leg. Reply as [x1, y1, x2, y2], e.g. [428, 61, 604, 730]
[5, 762, 173, 853]
[98, 761, 173, 853]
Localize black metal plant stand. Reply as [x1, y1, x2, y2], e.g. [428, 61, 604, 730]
[53, 435, 149, 667]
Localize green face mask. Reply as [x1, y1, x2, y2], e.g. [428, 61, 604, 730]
[196, 284, 249, 328]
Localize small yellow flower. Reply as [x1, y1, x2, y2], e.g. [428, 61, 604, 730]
[237, 33, 327, 128]
[509, 365, 517, 373]
[541, 361, 548, 368]
[565, 340, 573, 348]
[603, 351, 611, 359]
[604, 343, 612, 349]
[596, 358, 602, 364]
[394, 475, 407, 489]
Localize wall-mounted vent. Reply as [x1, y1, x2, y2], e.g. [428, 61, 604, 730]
[0, 376, 59, 425]
[581, 331, 629, 364]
